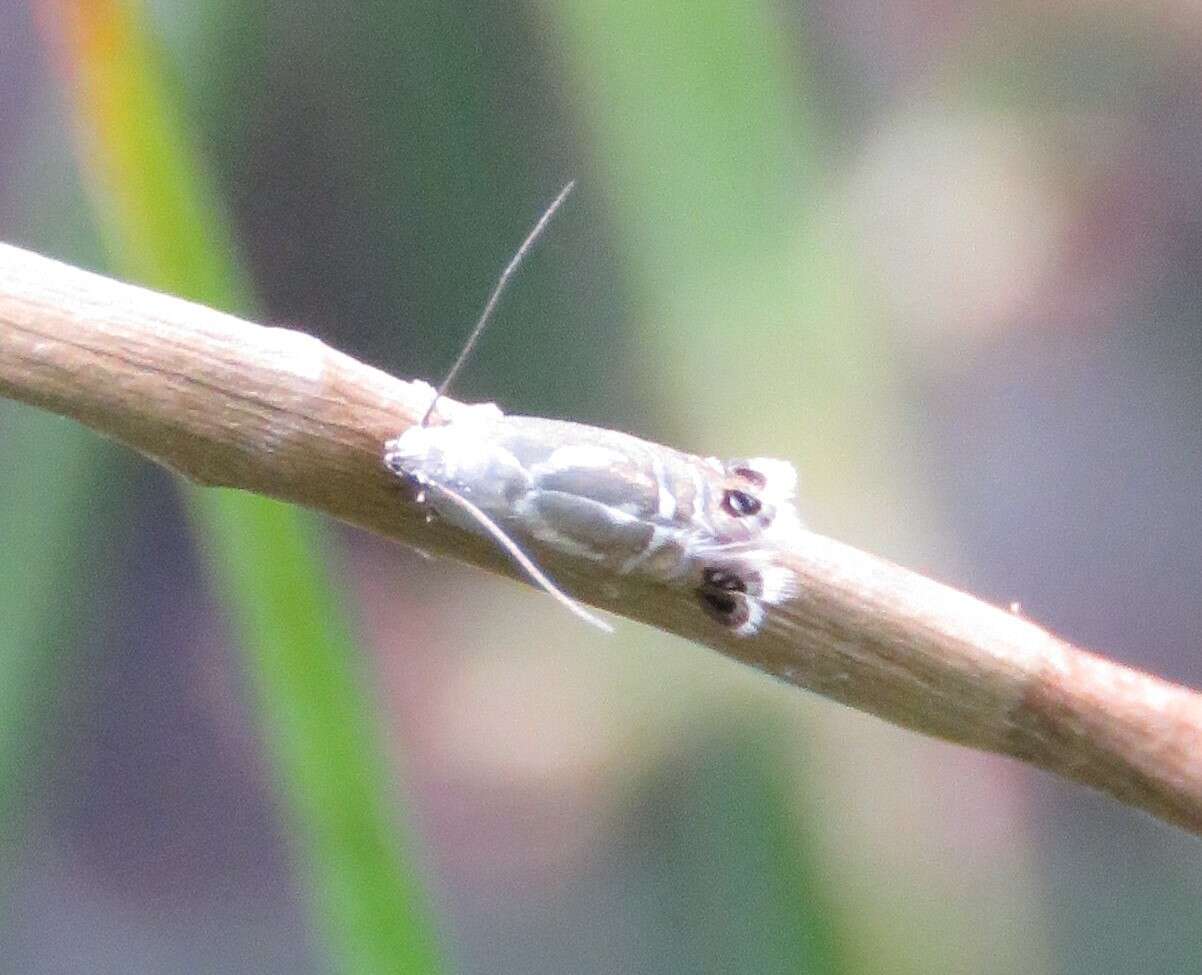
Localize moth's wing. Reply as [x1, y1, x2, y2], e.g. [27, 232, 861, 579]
[514, 488, 672, 572]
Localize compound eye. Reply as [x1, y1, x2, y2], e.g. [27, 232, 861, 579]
[721, 488, 762, 518]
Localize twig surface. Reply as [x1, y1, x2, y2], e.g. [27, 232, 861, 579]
[2, 241, 1200, 835]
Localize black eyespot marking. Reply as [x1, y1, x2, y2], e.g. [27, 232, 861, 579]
[731, 466, 767, 489]
[697, 587, 750, 626]
[722, 488, 762, 518]
[699, 588, 738, 615]
[702, 566, 747, 592]
[697, 564, 758, 629]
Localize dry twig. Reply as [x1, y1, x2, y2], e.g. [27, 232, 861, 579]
[2, 240, 1200, 835]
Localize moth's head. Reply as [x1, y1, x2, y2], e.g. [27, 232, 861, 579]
[383, 413, 529, 516]
[383, 422, 482, 488]
[384, 424, 440, 479]
[707, 457, 803, 545]
[384, 398, 505, 483]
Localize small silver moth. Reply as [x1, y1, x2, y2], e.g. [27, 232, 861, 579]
[381, 182, 801, 635]
[384, 383, 802, 635]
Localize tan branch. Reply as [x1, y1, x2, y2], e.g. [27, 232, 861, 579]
[2, 240, 1200, 835]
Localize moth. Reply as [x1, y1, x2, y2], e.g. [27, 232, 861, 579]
[383, 185, 802, 635]
[385, 393, 801, 634]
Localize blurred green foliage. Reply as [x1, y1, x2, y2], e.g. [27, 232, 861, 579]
[0, 412, 109, 888]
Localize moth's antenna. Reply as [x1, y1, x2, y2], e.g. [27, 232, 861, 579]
[406, 181, 605, 632]
[416, 475, 614, 633]
[421, 180, 576, 427]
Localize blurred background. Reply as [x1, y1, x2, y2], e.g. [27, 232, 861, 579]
[2, 1, 1202, 972]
